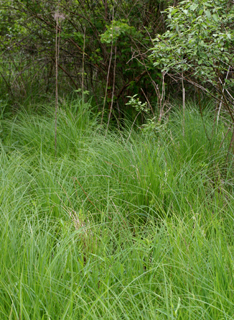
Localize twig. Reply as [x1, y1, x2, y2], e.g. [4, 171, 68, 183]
[54, 13, 59, 158]
[82, 27, 86, 104]
[51, 58, 78, 89]
[105, 45, 117, 137]
[140, 88, 154, 116]
[116, 71, 147, 99]
[101, 41, 113, 124]
[53, 9, 65, 157]
[182, 72, 185, 136]
[217, 66, 231, 124]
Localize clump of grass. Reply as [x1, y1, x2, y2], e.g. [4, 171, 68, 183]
[0, 99, 234, 319]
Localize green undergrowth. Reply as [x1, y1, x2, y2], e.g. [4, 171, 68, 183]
[0, 100, 234, 319]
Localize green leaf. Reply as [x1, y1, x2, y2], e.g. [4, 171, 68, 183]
[205, 10, 211, 19]
[190, 4, 198, 11]
[171, 8, 179, 15]
[213, 14, 219, 22]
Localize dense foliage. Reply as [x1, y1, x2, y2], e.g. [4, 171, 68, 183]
[151, 0, 234, 121]
[0, 0, 233, 124]
[0, 0, 172, 114]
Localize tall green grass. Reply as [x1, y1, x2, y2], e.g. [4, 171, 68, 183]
[0, 100, 234, 319]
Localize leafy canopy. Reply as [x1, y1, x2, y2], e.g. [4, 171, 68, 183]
[150, 0, 234, 85]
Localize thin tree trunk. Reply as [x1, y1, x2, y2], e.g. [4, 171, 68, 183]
[82, 27, 86, 105]
[55, 16, 59, 157]
[105, 45, 117, 137]
[182, 72, 185, 136]
[101, 41, 113, 125]
[54, 9, 64, 157]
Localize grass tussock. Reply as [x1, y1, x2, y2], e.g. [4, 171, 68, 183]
[0, 100, 234, 319]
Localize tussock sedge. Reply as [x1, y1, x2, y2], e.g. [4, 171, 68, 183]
[0, 100, 234, 319]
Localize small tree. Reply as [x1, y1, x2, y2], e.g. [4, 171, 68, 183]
[150, 0, 234, 125]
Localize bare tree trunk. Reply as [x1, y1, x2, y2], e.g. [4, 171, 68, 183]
[55, 15, 59, 157]
[182, 72, 185, 136]
[106, 45, 117, 137]
[82, 27, 86, 105]
[101, 41, 113, 125]
[217, 66, 231, 125]
[54, 9, 64, 157]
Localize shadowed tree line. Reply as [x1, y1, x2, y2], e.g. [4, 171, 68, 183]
[0, 0, 233, 126]
[0, 0, 173, 113]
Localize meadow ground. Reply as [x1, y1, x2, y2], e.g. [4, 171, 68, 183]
[0, 100, 234, 319]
